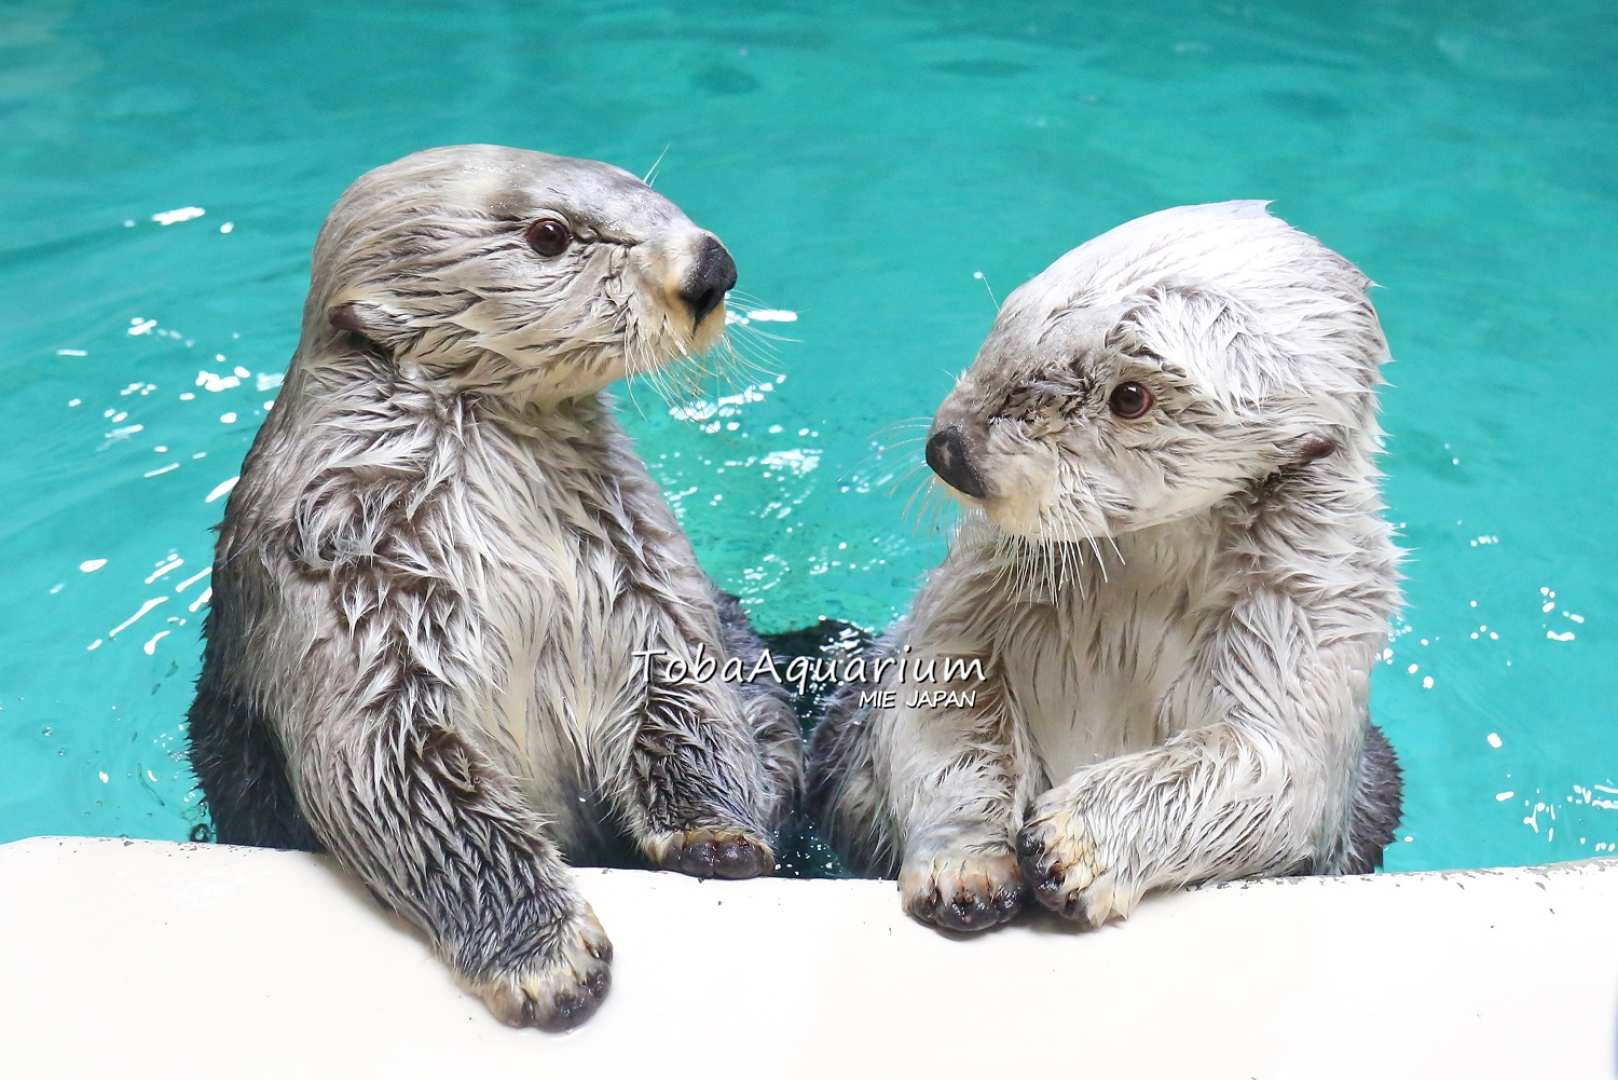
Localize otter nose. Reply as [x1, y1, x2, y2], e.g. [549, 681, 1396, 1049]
[678, 236, 737, 327]
[925, 426, 988, 498]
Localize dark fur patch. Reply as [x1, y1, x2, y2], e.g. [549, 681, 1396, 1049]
[1345, 722, 1404, 872]
[187, 681, 322, 852]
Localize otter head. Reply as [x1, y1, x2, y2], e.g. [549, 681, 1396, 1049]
[303, 144, 736, 401]
[925, 201, 1389, 542]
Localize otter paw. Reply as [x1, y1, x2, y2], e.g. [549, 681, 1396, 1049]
[462, 906, 613, 1031]
[649, 827, 776, 880]
[1016, 804, 1125, 928]
[898, 850, 1025, 932]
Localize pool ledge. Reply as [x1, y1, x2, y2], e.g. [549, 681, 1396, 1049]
[3, 837, 1614, 1078]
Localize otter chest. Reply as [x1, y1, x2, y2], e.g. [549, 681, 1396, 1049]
[1004, 544, 1221, 781]
[458, 419, 649, 763]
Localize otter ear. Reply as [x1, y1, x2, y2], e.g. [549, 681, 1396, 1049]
[327, 298, 413, 353]
[1284, 432, 1337, 464]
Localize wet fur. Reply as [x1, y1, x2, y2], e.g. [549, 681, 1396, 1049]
[187, 145, 802, 1028]
[191, 590, 798, 862]
[810, 202, 1404, 931]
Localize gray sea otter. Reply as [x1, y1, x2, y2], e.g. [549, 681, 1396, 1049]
[809, 201, 1403, 932]
[187, 146, 802, 1029]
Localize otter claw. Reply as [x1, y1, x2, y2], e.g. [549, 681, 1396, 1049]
[653, 828, 776, 880]
[899, 850, 1025, 933]
[1016, 808, 1112, 927]
[463, 906, 613, 1031]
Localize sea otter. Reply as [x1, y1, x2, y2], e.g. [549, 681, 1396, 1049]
[187, 146, 802, 1029]
[809, 201, 1403, 933]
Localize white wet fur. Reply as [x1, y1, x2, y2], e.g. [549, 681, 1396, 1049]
[811, 202, 1403, 931]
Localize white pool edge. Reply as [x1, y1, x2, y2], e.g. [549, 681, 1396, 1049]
[2, 836, 1614, 1079]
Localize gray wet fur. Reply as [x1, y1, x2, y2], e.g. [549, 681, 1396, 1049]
[810, 202, 1403, 933]
[187, 145, 802, 1029]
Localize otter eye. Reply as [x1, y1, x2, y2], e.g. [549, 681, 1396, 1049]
[524, 217, 573, 257]
[1108, 381, 1154, 420]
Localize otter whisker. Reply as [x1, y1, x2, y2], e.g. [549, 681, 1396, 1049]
[899, 475, 934, 528]
[626, 330, 688, 412]
[725, 288, 789, 315]
[1078, 517, 1108, 586]
[884, 460, 933, 500]
[714, 332, 781, 385]
[1103, 531, 1126, 568]
[660, 323, 719, 406]
[729, 326, 801, 350]
[667, 351, 717, 408]
[642, 143, 671, 186]
[913, 480, 957, 537]
[858, 420, 933, 466]
[719, 319, 786, 372]
[1057, 518, 1088, 601]
[1037, 521, 1060, 598]
[972, 269, 1000, 310]
[1068, 458, 1117, 582]
[618, 370, 653, 420]
[621, 336, 668, 407]
[855, 444, 924, 479]
[867, 417, 934, 440]
[873, 435, 928, 454]
[1037, 516, 1063, 596]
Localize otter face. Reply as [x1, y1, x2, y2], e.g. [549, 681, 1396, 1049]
[925, 202, 1387, 542]
[309, 144, 736, 400]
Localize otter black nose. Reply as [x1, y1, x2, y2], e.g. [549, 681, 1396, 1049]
[679, 237, 737, 327]
[925, 426, 988, 499]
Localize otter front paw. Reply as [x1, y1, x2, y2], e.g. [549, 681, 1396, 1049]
[1017, 796, 1133, 928]
[460, 906, 613, 1031]
[647, 827, 776, 879]
[899, 850, 1025, 932]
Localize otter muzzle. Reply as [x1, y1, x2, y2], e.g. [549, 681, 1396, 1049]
[925, 425, 988, 499]
[678, 236, 737, 327]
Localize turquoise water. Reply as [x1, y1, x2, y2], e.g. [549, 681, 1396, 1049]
[3, 1, 1615, 872]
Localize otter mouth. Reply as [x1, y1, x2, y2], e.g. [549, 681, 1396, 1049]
[942, 473, 1104, 546]
[626, 290, 757, 407]
[688, 301, 729, 354]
